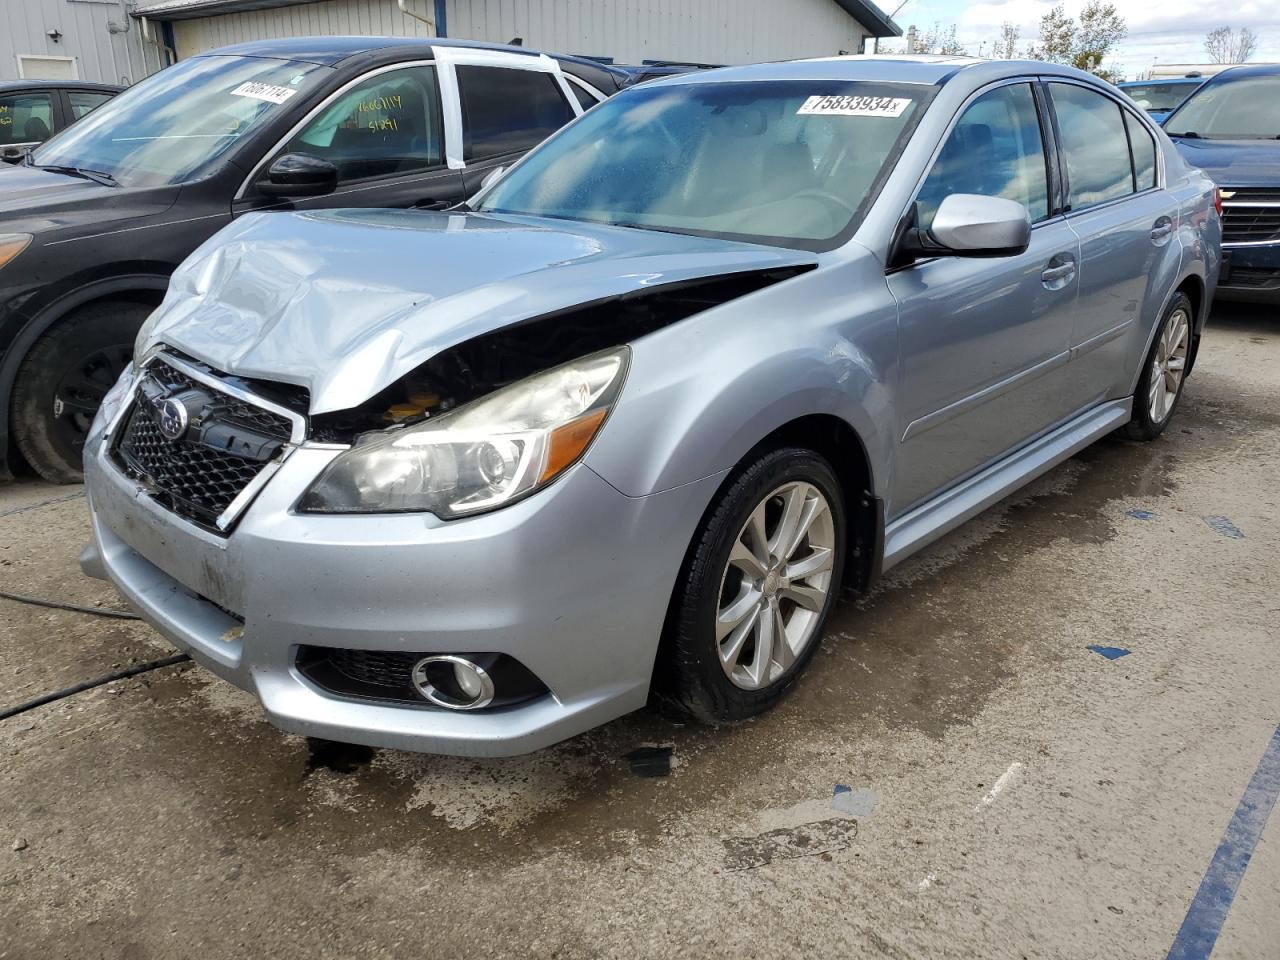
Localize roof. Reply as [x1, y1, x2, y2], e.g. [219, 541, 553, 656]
[653, 54, 992, 88]
[0, 80, 124, 93]
[1204, 62, 1280, 81]
[833, 0, 901, 38]
[185, 35, 544, 67]
[1117, 78, 1203, 87]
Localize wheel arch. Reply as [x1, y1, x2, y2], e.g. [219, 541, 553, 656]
[1174, 273, 1206, 378]
[2, 275, 168, 475]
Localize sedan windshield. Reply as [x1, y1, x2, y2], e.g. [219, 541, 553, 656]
[30, 56, 327, 187]
[477, 79, 932, 250]
[1165, 74, 1280, 139]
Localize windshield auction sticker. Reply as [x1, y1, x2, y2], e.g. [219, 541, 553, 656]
[797, 95, 912, 117]
[230, 81, 299, 105]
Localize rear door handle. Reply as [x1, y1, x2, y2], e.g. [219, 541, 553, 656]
[1151, 217, 1174, 244]
[1041, 254, 1076, 288]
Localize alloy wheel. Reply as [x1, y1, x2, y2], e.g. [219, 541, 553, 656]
[1148, 308, 1189, 425]
[52, 343, 132, 455]
[715, 481, 836, 690]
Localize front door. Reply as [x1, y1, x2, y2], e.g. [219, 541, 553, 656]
[887, 80, 1081, 515]
[233, 64, 464, 216]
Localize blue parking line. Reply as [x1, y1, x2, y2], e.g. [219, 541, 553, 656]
[1166, 724, 1280, 960]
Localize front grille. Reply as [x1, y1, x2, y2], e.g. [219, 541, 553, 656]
[1222, 201, 1280, 245]
[1224, 188, 1280, 204]
[111, 358, 295, 532]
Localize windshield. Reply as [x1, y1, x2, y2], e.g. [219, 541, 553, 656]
[31, 55, 327, 186]
[476, 79, 932, 250]
[1121, 82, 1197, 114]
[1165, 74, 1280, 139]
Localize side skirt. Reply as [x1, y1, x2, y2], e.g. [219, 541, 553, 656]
[881, 398, 1132, 572]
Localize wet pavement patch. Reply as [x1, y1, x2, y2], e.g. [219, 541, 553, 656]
[1203, 516, 1245, 539]
[623, 745, 674, 777]
[723, 819, 858, 871]
[1087, 645, 1132, 661]
[305, 737, 377, 775]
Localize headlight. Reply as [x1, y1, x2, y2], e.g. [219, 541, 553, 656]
[298, 347, 629, 517]
[0, 234, 32, 271]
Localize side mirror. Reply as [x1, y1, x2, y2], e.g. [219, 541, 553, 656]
[897, 194, 1032, 262]
[479, 165, 506, 191]
[258, 153, 338, 199]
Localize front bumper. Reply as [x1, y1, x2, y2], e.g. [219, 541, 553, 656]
[1219, 245, 1280, 303]
[82, 418, 720, 756]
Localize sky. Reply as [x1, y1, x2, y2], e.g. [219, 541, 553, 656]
[877, 0, 1280, 79]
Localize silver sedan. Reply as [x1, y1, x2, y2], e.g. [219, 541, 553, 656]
[81, 56, 1220, 755]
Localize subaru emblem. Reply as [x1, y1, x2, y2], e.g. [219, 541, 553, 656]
[158, 397, 189, 441]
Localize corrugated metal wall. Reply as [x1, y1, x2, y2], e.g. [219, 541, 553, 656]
[169, 0, 867, 66]
[0, 0, 167, 85]
[446, 0, 867, 63]
[171, 0, 437, 60]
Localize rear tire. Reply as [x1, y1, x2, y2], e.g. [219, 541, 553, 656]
[1123, 292, 1193, 442]
[10, 302, 145, 484]
[655, 447, 846, 723]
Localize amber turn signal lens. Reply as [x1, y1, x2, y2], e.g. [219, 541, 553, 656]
[0, 234, 32, 271]
[540, 408, 608, 483]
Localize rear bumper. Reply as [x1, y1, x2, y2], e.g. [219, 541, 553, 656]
[81, 413, 720, 756]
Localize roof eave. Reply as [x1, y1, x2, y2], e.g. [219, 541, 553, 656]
[833, 0, 902, 38]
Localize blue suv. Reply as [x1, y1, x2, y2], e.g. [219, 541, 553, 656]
[1164, 64, 1280, 302]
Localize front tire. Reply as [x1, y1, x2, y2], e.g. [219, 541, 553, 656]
[657, 447, 846, 723]
[10, 302, 144, 483]
[1124, 292, 1193, 441]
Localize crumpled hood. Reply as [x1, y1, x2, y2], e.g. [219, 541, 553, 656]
[143, 208, 817, 414]
[1169, 137, 1280, 187]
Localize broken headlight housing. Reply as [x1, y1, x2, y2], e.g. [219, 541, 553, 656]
[298, 347, 628, 518]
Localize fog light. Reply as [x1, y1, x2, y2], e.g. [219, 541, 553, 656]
[411, 655, 495, 710]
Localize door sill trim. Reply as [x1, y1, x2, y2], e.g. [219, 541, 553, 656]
[882, 398, 1132, 571]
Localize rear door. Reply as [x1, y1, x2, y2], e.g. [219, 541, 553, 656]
[887, 79, 1082, 514]
[1046, 80, 1178, 408]
[434, 48, 581, 196]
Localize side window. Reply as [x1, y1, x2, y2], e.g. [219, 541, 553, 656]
[566, 78, 602, 111]
[456, 65, 575, 160]
[67, 90, 114, 121]
[916, 82, 1049, 230]
[1124, 111, 1157, 191]
[282, 66, 443, 183]
[1049, 82, 1133, 210]
[0, 92, 54, 146]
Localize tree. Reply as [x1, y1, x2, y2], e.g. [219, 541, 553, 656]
[907, 22, 969, 56]
[993, 21, 1020, 59]
[1205, 26, 1259, 63]
[1026, 2, 1126, 81]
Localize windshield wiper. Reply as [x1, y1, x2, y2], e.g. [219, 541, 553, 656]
[34, 164, 118, 187]
[1168, 131, 1201, 139]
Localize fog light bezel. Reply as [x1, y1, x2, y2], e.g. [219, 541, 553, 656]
[411, 655, 496, 710]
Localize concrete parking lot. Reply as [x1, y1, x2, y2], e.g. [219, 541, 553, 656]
[1, 303, 1277, 960]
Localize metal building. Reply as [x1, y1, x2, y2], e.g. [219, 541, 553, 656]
[5, 0, 901, 84]
[1, 0, 168, 84]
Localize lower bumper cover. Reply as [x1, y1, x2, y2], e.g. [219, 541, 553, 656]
[1220, 245, 1280, 302]
[82, 433, 721, 757]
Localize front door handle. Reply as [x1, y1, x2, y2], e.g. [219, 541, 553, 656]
[1040, 253, 1076, 289]
[1150, 217, 1174, 244]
